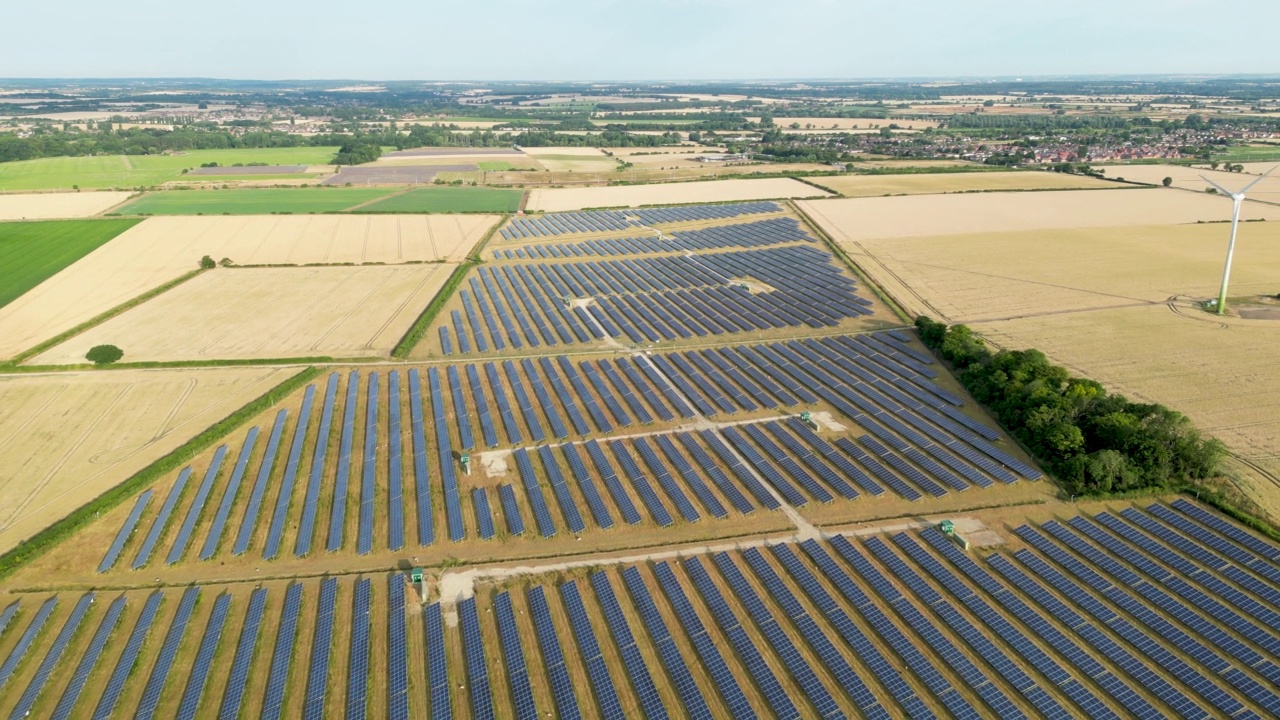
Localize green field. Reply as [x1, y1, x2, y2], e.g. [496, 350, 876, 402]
[1212, 144, 1280, 163]
[476, 161, 537, 171]
[355, 186, 524, 213]
[0, 148, 339, 191]
[0, 219, 143, 309]
[113, 187, 396, 215]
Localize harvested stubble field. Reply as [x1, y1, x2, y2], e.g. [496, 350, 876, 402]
[0, 214, 498, 359]
[474, 162, 834, 187]
[0, 147, 340, 191]
[31, 264, 457, 364]
[0, 366, 293, 554]
[808, 170, 1118, 197]
[0, 191, 132, 220]
[526, 177, 832, 212]
[799, 186, 1270, 243]
[1096, 163, 1280, 203]
[0, 218, 141, 311]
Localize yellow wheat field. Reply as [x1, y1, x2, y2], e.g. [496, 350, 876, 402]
[527, 178, 831, 212]
[31, 264, 457, 364]
[0, 214, 497, 358]
[0, 366, 295, 553]
[0, 191, 132, 220]
[1095, 163, 1280, 203]
[809, 171, 1117, 197]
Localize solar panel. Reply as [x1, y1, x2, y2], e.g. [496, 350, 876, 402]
[50, 593, 125, 720]
[234, 407, 289, 550]
[538, 445, 586, 533]
[514, 448, 557, 537]
[176, 592, 232, 720]
[165, 444, 229, 564]
[633, 437, 701, 522]
[654, 434, 728, 519]
[357, 374, 380, 555]
[387, 371, 405, 552]
[498, 483, 525, 536]
[263, 382, 317, 559]
[620, 566, 713, 720]
[303, 577, 339, 720]
[347, 578, 373, 720]
[409, 369, 435, 546]
[388, 576, 410, 720]
[91, 590, 163, 720]
[296, 373, 341, 556]
[609, 440, 673, 527]
[589, 572, 670, 720]
[327, 372, 361, 552]
[423, 602, 453, 720]
[673, 433, 752, 514]
[493, 592, 539, 720]
[9, 592, 94, 718]
[135, 586, 200, 720]
[99, 489, 153, 572]
[219, 587, 268, 720]
[258, 584, 303, 717]
[459, 597, 495, 720]
[200, 426, 259, 561]
[473, 487, 495, 540]
[131, 466, 193, 568]
[562, 443, 614, 529]
[432, 368, 465, 542]
[526, 586, 583, 720]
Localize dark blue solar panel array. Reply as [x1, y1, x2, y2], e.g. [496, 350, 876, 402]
[620, 566, 712, 719]
[261, 582, 303, 720]
[387, 371, 406, 551]
[92, 590, 161, 720]
[233, 408, 288, 556]
[327, 372, 360, 552]
[526, 586, 582, 720]
[493, 592, 539, 720]
[408, 369, 436, 546]
[51, 593, 125, 720]
[388, 576, 410, 720]
[431, 368, 464, 542]
[9, 592, 93, 718]
[99, 488, 153, 572]
[175, 591, 231, 720]
[294, 374, 339, 557]
[357, 374, 379, 555]
[303, 577, 339, 720]
[513, 448, 556, 537]
[497, 483, 525, 536]
[0, 596, 56, 692]
[423, 602, 452, 720]
[473, 487, 495, 540]
[131, 466, 192, 569]
[263, 382, 316, 559]
[538, 445, 586, 533]
[201, 426, 258, 561]
[458, 596, 495, 720]
[347, 577, 372, 720]
[135, 586, 199, 720]
[559, 581, 626, 720]
[166, 444, 229, 564]
[220, 586, 267, 720]
[589, 571, 670, 720]
[500, 201, 781, 240]
[501, 216, 810, 259]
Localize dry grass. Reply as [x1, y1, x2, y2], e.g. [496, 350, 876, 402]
[0, 214, 498, 358]
[0, 191, 132, 220]
[30, 264, 457, 364]
[799, 187, 1270, 244]
[1095, 163, 1280, 203]
[0, 366, 293, 554]
[809, 171, 1117, 197]
[527, 178, 832, 212]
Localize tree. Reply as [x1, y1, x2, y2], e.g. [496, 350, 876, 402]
[86, 344, 123, 365]
[199, 255, 216, 269]
[1162, 176, 1173, 187]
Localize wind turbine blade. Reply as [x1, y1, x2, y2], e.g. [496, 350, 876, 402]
[1200, 175, 1236, 196]
[1239, 165, 1275, 193]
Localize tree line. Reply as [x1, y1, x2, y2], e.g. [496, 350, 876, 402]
[914, 317, 1223, 497]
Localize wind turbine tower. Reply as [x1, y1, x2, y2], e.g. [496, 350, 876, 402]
[1199, 166, 1275, 315]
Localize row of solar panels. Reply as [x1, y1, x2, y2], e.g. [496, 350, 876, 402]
[441, 244, 871, 354]
[6, 500, 1279, 718]
[495, 216, 812, 259]
[437, 503, 1279, 719]
[499, 201, 782, 240]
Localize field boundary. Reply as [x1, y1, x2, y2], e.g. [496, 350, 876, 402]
[0, 366, 322, 580]
[4, 266, 207, 366]
[789, 199, 912, 325]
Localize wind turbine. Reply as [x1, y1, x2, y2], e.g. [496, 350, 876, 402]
[1199, 166, 1275, 315]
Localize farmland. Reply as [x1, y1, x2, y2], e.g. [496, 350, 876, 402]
[0, 214, 498, 359]
[808, 170, 1118, 197]
[356, 186, 523, 213]
[0, 218, 141, 310]
[526, 177, 832, 212]
[0, 191, 132, 220]
[0, 148, 340, 191]
[1094, 162, 1280, 203]
[115, 187, 397, 215]
[31, 264, 459, 364]
[0, 366, 294, 554]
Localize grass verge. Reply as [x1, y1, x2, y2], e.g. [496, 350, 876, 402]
[0, 366, 322, 580]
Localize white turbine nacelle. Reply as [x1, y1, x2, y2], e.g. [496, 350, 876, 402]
[1199, 165, 1275, 315]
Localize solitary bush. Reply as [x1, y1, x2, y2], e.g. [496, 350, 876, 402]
[86, 344, 123, 365]
[199, 255, 216, 269]
[1162, 176, 1173, 187]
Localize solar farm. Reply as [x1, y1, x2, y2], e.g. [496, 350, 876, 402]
[0, 199, 1277, 718]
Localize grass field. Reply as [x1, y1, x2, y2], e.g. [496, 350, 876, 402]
[0, 218, 141, 310]
[114, 187, 396, 215]
[1212, 143, 1280, 163]
[356, 186, 523, 213]
[0, 147, 340, 191]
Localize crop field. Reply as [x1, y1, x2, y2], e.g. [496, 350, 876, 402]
[31, 264, 458, 364]
[0, 218, 141, 311]
[0, 148, 341, 191]
[3, 498, 1278, 718]
[115, 187, 396, 215]
[526, 178, 832, 212]
[0, 214, 498, 359]
[355, 186, 524, 213]
[0, 191, 132, 220]
[1095, 163, 1280, 202]
[808, 170, 1119, 197]
[0, 366, 294, 554]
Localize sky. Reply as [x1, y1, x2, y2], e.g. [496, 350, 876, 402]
[4, 0, 1280, 81]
